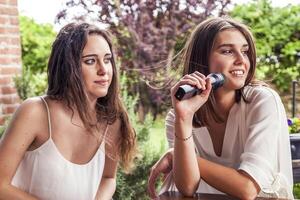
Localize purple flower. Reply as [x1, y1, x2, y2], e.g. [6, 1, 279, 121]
[288, 119, 293, 126]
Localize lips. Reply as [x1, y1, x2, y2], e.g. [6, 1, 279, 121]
[94, 80, 109, 86]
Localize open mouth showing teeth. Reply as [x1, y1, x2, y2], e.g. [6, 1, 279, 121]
[230, 70, 244, 76]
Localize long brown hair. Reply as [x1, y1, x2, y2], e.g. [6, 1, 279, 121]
[181, 17, 257, 127]
[47, 22, 136, 171]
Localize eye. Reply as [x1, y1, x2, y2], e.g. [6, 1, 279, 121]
[84, 58, 96, 65]
[221, 49, 233, 55]
[242, 49, 249, 56]
[104, 57, 112, 64]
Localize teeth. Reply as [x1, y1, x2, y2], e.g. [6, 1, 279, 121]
[230, 70, 244, 76]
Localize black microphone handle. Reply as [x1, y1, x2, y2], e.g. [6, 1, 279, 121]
[174, 73, 225, 101]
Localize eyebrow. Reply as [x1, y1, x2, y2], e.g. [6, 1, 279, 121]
[82, 53, 112, 58]
[217, 43, 249, 49]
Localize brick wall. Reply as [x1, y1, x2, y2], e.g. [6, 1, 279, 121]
[0, 0, 21, 125]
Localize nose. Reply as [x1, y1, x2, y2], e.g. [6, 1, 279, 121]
[234, 51, 246, 65]
[96, 59, 107, 75]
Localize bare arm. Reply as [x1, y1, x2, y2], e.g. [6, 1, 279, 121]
[171, 73, 212, 196]
[0, 98, 45, 199]
[95, 120, 121, 200]
[95, 155, 118, 200]
[198, 157, 259, 200]
[173, 116, 199, 196]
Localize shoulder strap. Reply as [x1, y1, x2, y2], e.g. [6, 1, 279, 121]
[40, 96, 52, 138]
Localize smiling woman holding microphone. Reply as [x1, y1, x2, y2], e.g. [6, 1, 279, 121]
[148, 17, 293, 200]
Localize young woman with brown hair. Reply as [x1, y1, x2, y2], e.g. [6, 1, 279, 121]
[0, 22, 136, 200]
[148, 17, 293, 200]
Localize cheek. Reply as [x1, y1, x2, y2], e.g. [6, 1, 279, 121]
[209, 58, 226, 73]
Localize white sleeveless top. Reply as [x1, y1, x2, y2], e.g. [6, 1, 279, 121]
[11, 97, 106, 200]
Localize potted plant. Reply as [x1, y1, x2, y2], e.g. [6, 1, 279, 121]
[289, 117, 300, 160]
[289, 117, 300, 183]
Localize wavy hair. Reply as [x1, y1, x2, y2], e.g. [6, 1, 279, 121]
[47, 22, 136, 171]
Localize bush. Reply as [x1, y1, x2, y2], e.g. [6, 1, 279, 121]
[113, 73, 166, 199]
[14, 67, 47, 100]
[288, 117, 300, 134]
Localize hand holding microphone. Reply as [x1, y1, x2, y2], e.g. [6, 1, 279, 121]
[174, 73, 225, 101]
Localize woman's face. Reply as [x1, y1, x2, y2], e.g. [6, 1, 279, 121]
[209, 29, 250, 91]
[81, 34, 113, 102]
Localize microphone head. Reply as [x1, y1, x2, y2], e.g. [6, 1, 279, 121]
[207, 73, 225, 90]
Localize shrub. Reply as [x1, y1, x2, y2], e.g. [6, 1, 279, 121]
[113, 73, 166, 199]
[288, 117, 300, 134]
[14, 67, 47, 100]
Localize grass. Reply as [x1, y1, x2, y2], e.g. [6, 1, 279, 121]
[145, 116, 167, 156]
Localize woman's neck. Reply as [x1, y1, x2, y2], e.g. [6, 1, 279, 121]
[213, 89, 236, 117]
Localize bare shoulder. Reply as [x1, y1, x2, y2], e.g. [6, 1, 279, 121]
[3, 96, 48, 140]
[0, 97, 48, 184]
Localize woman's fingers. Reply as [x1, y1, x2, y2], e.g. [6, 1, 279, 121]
[148, 163, 161, 199]
[171, 72, 211, 98]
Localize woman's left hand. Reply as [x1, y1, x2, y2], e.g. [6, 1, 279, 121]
[147, 148, 174, 199]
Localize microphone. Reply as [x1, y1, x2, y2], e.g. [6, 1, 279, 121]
[174, 73, 225, 101]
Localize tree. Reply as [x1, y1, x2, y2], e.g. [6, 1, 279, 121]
[19, 16, 56, 73]
[230, 0, 300, 92]
[56, 0, 232, 120]
[15, 16, 56, 99]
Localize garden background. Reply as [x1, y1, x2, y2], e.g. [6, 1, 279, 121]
[0, 0, 300, 199]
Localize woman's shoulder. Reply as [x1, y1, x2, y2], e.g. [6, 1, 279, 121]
[5, 97, 48, 139]
[17, 96, 46, 116]
[243, 84, 281, 102]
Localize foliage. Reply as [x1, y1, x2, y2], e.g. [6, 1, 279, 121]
[14, 67, 47, 100]
[0, 126, 5, 138]
[230, 0, 300, 92]
[14, 16, 55, 100]
[288, 117, 300, 134]
[114, 73, 166, 199]
[294, 183, 300, 199]
[0, 116, 11, 138]
[19, 16, 56, 73]
[57, 0, 232, 119]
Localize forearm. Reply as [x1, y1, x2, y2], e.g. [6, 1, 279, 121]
[197, 157, 259, 200]
[0, 183, 39, 200]
[173, 117, 200, 196]
[95, 177, 116, 200]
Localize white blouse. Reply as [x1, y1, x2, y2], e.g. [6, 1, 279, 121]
[160, 85, 293, 199]
[11, 97, 106, 200]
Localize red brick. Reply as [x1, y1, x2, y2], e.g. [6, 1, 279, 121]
[0, 76, 12, 84]
[0, 16, 9, 24]
[2, 104, 18, 114]
[0, 0, 8, 5]
[1, 85, 17, 94]
[0, 57, 21, 65]
[0, 94, 19, 104]
[0, 36, 20, 45]
[0, 26, 19, 34]
[0, 47, 21, 55]
[1, 67, 20, 75]
[0, 116, 5, 126]
[0, 7, 18, 16]
[9, 0, 17, 6]
[9, 16, 18, 25]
